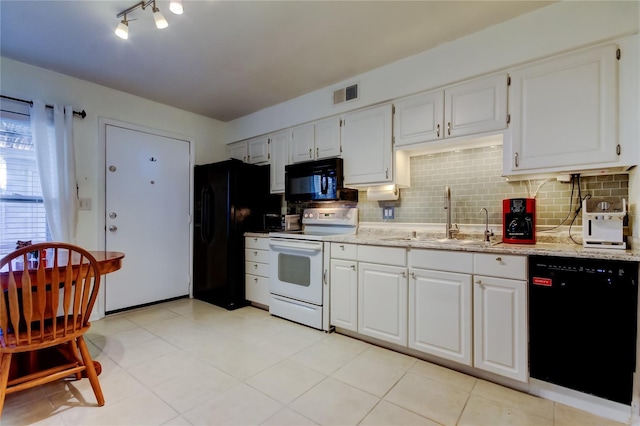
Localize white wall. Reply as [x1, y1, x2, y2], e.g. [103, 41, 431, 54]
[226, 1, 639, 142]
[0, 57, 227, 250]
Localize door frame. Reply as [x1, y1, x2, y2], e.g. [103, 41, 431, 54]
[96, 117, 194, 319]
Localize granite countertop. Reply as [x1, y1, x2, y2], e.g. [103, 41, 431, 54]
[246, 228, 640, 262]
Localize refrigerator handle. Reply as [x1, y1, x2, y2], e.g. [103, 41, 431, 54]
[201, 185, 214, 244]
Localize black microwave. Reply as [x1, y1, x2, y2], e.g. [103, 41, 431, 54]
[285, 158, 357, 202]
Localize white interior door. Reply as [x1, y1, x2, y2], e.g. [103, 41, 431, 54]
[105, 125, 190, 312]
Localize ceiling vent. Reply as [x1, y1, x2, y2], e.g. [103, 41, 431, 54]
[333, 84, 359, 105]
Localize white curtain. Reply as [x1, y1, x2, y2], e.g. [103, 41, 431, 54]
[30, 100, 78, 243]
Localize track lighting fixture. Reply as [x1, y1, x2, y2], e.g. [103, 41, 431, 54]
[115, 0, 182, 39]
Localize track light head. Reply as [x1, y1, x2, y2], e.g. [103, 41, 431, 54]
[152, 1, 168, 29]
[169, 0, 183, 15]
[115, 16, 129, 39]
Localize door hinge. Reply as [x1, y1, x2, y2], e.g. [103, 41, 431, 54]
[340, 145, 343, 153]
[392, 105, 396, 114]
[507, 76, 511, 86]
[616, 144, 621, 155]
[507, 114, 511, 124]
[392, 135, 395, 145]
[340, 119, 344, 127]
[616, 48, 621, 60]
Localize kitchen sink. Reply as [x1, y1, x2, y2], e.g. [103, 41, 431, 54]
[380, 236, 492, 246]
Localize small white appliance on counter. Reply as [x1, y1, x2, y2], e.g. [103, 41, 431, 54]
[582, 198, 627, 249]
[268, 207, 358, 331]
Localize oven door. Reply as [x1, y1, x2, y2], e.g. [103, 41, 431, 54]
[269, 238, 324, 305]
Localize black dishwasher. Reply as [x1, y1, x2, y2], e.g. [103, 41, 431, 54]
[529, 255, 638, 405]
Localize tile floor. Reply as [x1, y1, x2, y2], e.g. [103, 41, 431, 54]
[2, 298, 627, 425]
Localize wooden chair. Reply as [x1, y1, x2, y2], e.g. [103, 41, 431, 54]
[0, 242, 104, 415]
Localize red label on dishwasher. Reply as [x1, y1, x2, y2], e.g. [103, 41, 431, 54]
[532, 277, 552, 286]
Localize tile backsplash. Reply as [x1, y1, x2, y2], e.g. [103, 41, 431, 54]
[357, 146, 629, 227]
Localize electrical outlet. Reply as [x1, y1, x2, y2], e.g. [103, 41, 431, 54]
[78, 198, 92, 210]
[383, 206, 394, 220]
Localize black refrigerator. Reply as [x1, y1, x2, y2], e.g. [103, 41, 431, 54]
[193, 159, 279, 310]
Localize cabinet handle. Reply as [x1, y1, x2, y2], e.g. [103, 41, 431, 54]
[410, 272, 416, 278]
[514, 153, 519, 168]
[447, 122, 451, 135]
[496, 257, 502, 262]
[254, 277, 258, 283]
[402, 271, 406, 278]
[437, 123, 440, 138]
[309, 148, 312, 158]
[339, 245, 345, 250]
[253, 251, 258, 256]
[351, 265, 356, 270]
[254, 264, 258, 269]
[316, 147, 319, 158]
[253, 238, 258, 242]
[323, 269, 327, 285]
[385, 168, 389, 179]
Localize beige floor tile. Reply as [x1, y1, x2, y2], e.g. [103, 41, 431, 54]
[1, 390, 57, 426]
[554, 402, 628, 426]
[60, 390, 177, 425]
[126, 349, 210, 388]
[153, 365, 240, 413]
[246, 359, 326, 404]
[290, 340, 360, 375]
[183, 383, 282, 425]
[162, 415, 193, 426]
[87, 315, 139, 337]
[207, 339, 285, 380]
[331, 356, 405, 397]
[384, 372, 469, 426]
[472, 379, 554, 421]
[103, 336, 179, 369]
[360, 400, 440, 425]
[91, 325, 157, 350]
[361, 345, 418, 370]
[289, 377, 379, 425]
[124, 305, 181, 326]
[458, 394, 553, 426]
[409, 358, 477, 392]
[252, 328, 319, 357]
[321, 332, 372, 354]
[262, 407, 318, 425]
[181, 333, 241, 361]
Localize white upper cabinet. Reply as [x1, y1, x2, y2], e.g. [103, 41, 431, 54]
[506, 44, 620, 174]
[290, 124, 315, 163]
[314, 116, 342, 160]
[247, 135, 270, 164]
[394, 74, 508, 147]
[270, 129, 290, 193]
[342, 104, 394, 185]
[227, 140, 248, 162]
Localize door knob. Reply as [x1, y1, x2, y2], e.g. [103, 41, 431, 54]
[109, 225, 118, 232]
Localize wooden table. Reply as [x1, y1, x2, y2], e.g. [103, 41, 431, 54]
[2, 250, 125, 380]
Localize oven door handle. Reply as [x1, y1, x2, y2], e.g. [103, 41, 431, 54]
[269, 241, 323, 252]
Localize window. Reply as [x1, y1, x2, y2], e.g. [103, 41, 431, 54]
[0, 110, 51, 257]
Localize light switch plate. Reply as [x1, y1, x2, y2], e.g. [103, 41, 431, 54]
[78, 198, 92, 210]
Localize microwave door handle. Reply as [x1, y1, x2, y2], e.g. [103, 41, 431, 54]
[321, 174, 328, 194]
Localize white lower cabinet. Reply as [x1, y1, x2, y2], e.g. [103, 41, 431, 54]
[473, 274, 527, 382]
[330, 259, 358, 332]
[358, 262, 408, 346]
[409, 268, 472, 365]
[245, 236, 271, 306]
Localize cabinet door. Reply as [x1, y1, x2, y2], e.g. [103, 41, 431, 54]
[247, 135, 270, 164]
[473, 275, 527, 382]
[315, 116, 342, 159]
[507, 45, 618, 173]
[330, 259, 358, 332]
[444, 74, 508, 139]
[394, 90, 445, 146]
[270, 129, 290, 193]
[409, 268, 472, 365]
[290, 124, 315, 164]
[342, 104, 393, 185]
[358, 262, 407, 346]
[227, 141, 247, 162]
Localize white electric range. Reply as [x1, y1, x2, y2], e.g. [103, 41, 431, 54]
[268, 207, 358, 330]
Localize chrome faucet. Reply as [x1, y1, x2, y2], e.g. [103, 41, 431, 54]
[479, 207, 493, 243]
[444, 186, 459, 239]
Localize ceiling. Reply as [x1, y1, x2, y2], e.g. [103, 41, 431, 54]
[0, 1, 554, 122]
